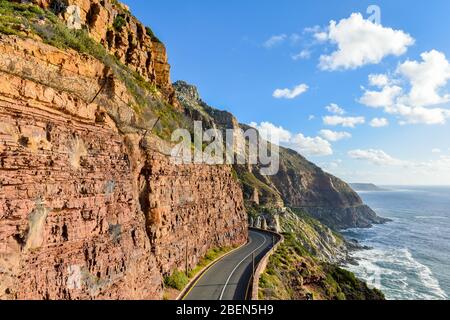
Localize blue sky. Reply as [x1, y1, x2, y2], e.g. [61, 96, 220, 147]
[123, 0, 450, 185]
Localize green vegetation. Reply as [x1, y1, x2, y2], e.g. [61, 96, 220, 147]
[259, 219, 385, 300]
[164, 270, 189, 291]
[112, 14, 126, 31]
[234, 165, 282, 207]
[145, 26, 161, 43]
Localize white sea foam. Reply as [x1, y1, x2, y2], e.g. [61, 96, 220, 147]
[345, 247, 448, 300]
[415, 216, 448, 220]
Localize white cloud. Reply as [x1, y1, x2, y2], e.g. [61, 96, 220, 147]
[323, 115, 365, 128]
[397, 50, 450, 107]
[292, 49, 311, 60]
[249, 121, 291, 143]
[319, 129, 352, 141]
[347, 150, 450, 185]
[304, 25, 321, 34]
[317, 13, 414, 71]
[308, 115, 316, 121]
[359, 85, 403, 108]
[368, 74, 391, 87]
[432, 148, 442, 154]
[325, 103, 345, 115]
[396, 105, 450, 125]
[250, 122, 332, 156]
[273, 83, 309, 99]
[263, 34, 287, 48]
[348, 149, 408, 166]
[370, 118, 389, 127]
[314, 32, 328, 42]
[287, 134, 333, 156]
[360, 50, 450, 125]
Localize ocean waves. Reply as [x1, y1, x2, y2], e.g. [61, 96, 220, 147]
[345, 247, 447, 300]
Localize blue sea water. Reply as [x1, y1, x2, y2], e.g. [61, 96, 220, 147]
[342, 186, 450, 300]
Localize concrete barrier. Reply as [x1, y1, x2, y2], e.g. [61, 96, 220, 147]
[249, 227, 284, 300]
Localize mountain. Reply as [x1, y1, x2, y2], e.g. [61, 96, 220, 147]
[174, 81, 389, 230]
[350, 183, 388, 192]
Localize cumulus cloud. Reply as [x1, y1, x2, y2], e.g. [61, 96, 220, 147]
[432, 148, 442, 154]
[317, 13, 414, 71]
[248, 121, 291, 143]
[273, 83, 309, 99]
[323, 115, 365, 128]
[397, 50, 450, 107]
[287, 134, 333, 156]
[359, 50, 450, 125]
[263, 34, 287, 48]
[348, 149, 408, 166]
[359, 84, 403, 108]
[368, 74, 391, 87]
[325, 103, 345, 115]
[319, 129, 352, 141]
[370, 118, 389, 127]
[249, 122, 332, 156]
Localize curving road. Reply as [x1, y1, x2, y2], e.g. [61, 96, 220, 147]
[183, 229, 275, 300]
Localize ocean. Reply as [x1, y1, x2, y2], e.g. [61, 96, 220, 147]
[342, 186, 450, 300]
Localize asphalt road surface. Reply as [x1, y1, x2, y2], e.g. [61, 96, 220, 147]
[183, 229, 275, 300]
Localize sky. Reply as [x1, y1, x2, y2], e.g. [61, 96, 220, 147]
[122, 0, 450, 185]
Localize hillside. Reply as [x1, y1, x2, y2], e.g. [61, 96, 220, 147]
[259, 211, 385, 300]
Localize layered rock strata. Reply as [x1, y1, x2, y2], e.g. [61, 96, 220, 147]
[0, 34, 247, 300]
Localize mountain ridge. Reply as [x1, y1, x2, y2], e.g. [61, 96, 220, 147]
[173, 80, 389, 230]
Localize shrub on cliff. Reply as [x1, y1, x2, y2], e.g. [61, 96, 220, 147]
[164, 270, 189, 291]
[113, 15, 126, 31]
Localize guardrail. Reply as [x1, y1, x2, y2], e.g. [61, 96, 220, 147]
[248, 227, 284, 300]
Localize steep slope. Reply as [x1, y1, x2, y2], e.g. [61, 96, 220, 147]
[173, 81, 388, 230]
[247, 207, 383, 300]
[257, 209, 384, 300]
[0, 1, 247, 300]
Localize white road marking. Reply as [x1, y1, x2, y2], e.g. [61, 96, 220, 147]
[219, 232, 268, 300]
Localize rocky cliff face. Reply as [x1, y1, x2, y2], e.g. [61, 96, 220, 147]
[173, 81, 388, 230]
[22, 0, 178, 107]
[0, 2, 246, 300]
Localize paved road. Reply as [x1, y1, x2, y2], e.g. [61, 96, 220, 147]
[183, 229, 275, 300]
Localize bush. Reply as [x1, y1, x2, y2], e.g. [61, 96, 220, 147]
[113, 15, 126, 31]
[49, 0, 68, 15]
[164, 270, 189, 291]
